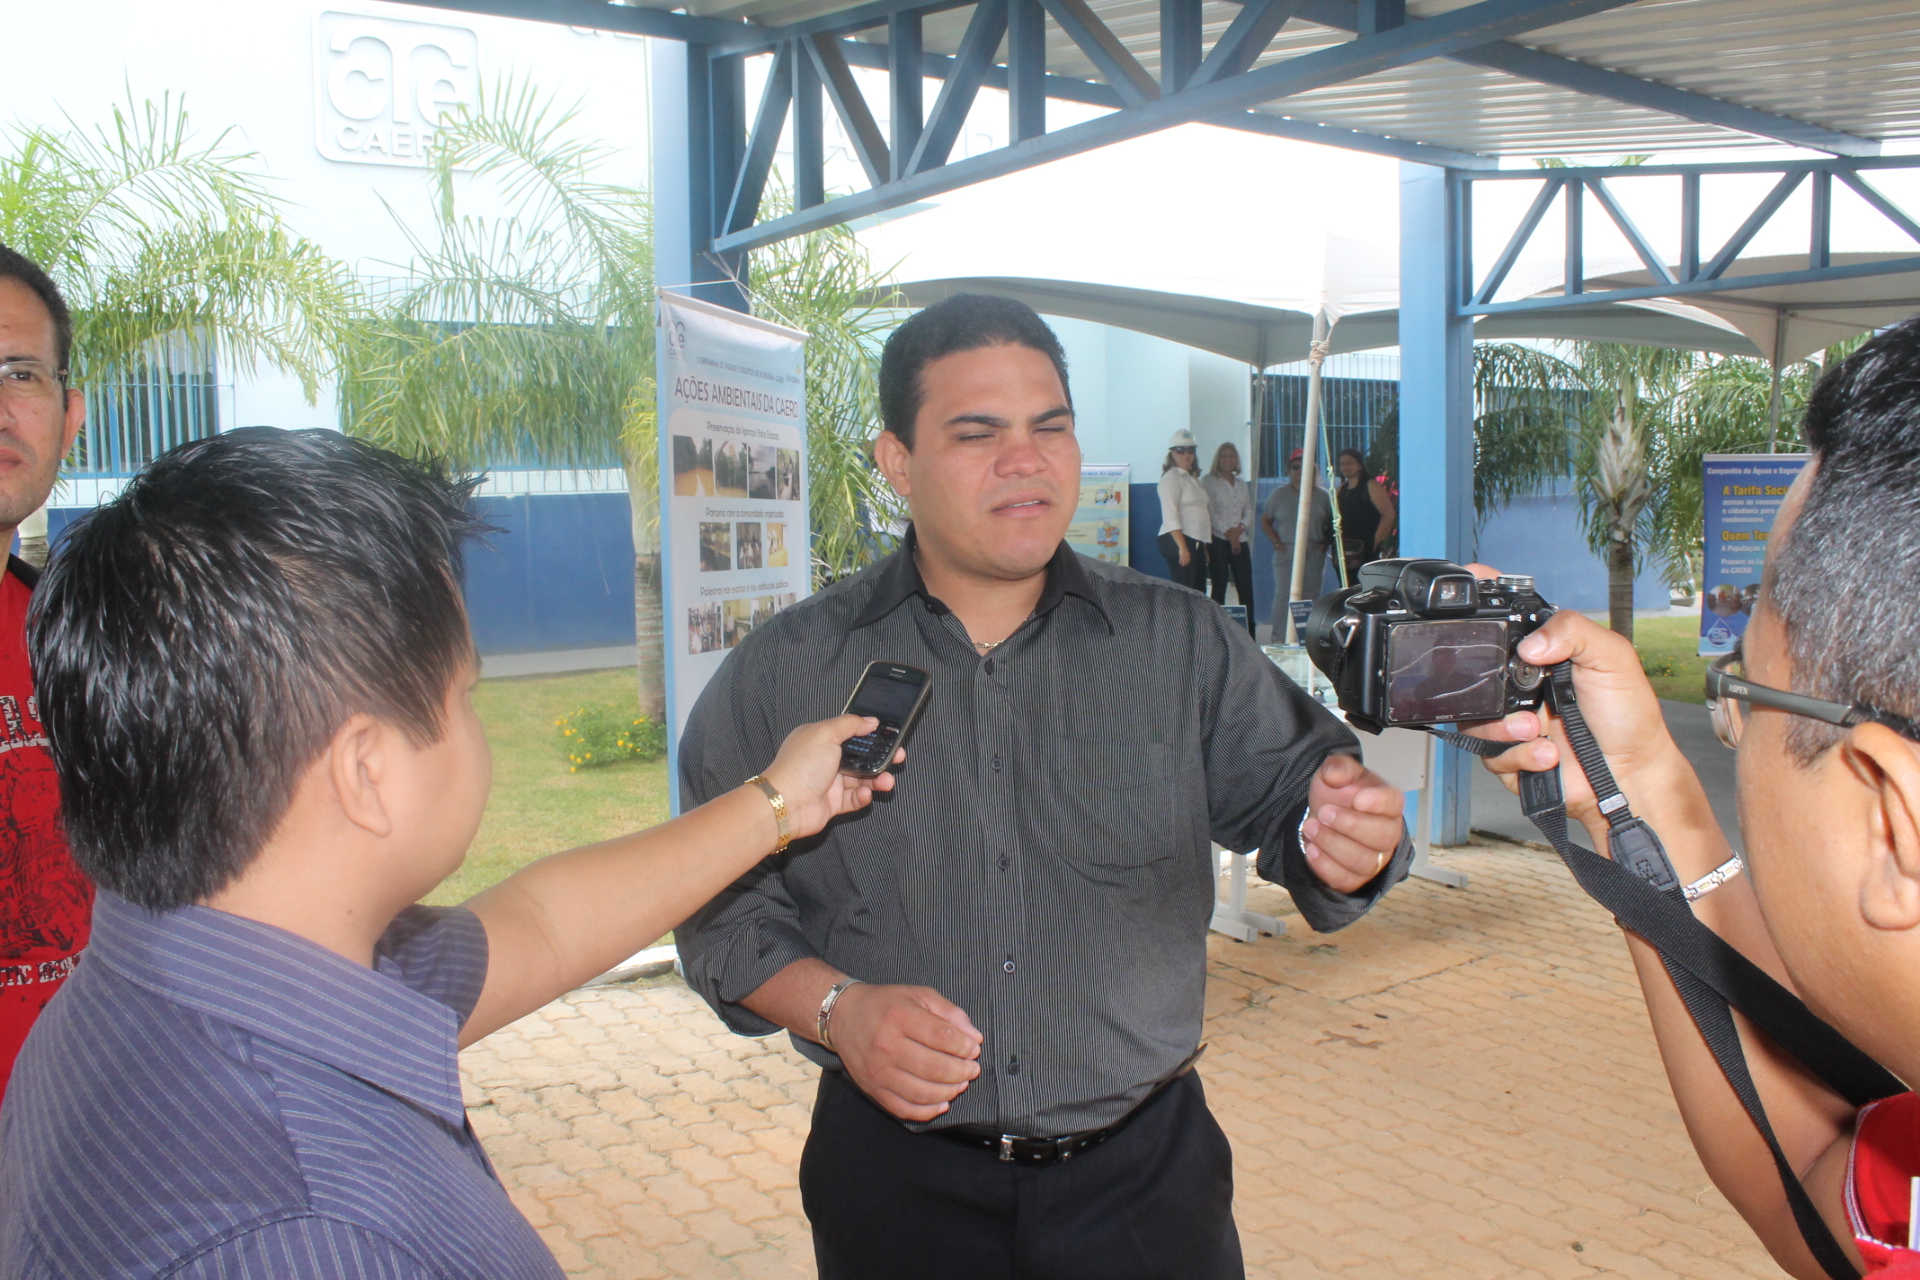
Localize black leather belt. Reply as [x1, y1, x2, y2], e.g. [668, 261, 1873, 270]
[929, 1044, 1207, 1165]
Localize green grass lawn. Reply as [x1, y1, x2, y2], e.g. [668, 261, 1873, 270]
[425, 666, 671, 906]
[1624, 614, 1713, 705]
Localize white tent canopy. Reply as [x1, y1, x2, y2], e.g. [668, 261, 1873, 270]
[891, 276, 1767, 365]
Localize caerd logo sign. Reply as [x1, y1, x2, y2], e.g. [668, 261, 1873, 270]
[314, 12, 478, 167]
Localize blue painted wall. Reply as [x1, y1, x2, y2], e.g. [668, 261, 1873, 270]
[48, 492, 639, 657]
[1474, 485, 1671, 613]
[464, 494, 636, 653]
[40, 476, 1662, 659]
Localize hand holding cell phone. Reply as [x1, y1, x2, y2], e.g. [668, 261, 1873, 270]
[839, 662, 932, 778]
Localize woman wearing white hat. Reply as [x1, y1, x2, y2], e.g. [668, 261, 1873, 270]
[1157, 429, 1211, 590]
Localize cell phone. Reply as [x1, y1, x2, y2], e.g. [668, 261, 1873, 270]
[839, 661, 931, 778]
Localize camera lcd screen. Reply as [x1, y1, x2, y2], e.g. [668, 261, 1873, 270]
[848, 671, 924, 728]
[1385, 620, 1508, 724]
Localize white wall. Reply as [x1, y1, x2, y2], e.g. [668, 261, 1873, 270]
[11, 0, 655, 430]
[1048, 320, 1252, 482]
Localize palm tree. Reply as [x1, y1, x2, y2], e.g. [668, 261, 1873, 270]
[1653, 337, 1861, 601]
[0, 91, 358, 557]
[744, 193, 906, 583]
[342, 82, 904, 718]
[1362, 340, 1582, 533]
[340, 75, 663, 708]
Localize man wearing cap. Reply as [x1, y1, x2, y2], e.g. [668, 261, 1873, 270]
[1260, 448, 1334, 638]
[1157, 428, 1212, 591]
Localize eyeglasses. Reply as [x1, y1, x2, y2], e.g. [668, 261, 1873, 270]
[0, 360, 68, 400]
[1171, 446, 1196, 454]
[1705, 645, 1920, 749]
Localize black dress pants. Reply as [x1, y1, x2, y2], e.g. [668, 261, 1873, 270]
[801, 1069, 1243, 1280]
[1207, 536, 1255, 631]
[1157, 532, 1208, 591]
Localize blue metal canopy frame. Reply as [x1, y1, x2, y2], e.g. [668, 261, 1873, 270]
[1456, 155, 1920, 318]
[406, 0, 1912, 844]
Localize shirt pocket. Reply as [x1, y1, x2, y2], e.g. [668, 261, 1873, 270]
[1049, 736, 1186, 871]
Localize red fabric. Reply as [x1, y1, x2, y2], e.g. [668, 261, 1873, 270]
[1849, 1093, 1920, 1273]
[0, 568, 90, 1101]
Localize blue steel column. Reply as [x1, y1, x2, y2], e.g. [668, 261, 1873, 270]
[650, 39, 749, 312]
[1398, 161, 1475, 844]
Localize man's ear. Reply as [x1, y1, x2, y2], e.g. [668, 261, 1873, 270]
[872, 430, 913, 498]
[327, 713, 397, 840]
[1850, 723, 1920, 931]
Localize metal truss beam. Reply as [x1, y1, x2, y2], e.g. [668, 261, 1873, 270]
[1469, 256, 1920, 316]
[715, 0, 1639, 252]
[809, 34, 892, 185]
[1188, 0, 1307, 89]
[402, 0, 1880, 160]
[1456, 157, 1920, 317]
[1039, 0, 1160, 106]
[1293, 0, 1880, 156]
[832, 37, 1495, 167]
[908, 0, 1009, 174]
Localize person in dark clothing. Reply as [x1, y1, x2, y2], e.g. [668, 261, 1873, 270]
[677, 294, 1413, 1280]
[1334, 447, 1396, 584]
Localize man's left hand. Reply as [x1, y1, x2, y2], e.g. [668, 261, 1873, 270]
[1301, 753, 1406, 893]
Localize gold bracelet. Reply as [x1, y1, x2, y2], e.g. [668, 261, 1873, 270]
[746, 774, 790, 854]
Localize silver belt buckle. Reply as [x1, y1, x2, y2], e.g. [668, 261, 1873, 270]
[998, 1135, 1015, 1162]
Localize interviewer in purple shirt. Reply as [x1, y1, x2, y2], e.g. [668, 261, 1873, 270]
[0, 428, 902, 1279]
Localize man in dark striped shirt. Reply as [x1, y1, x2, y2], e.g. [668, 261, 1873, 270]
[0, 429, 901, 1278]
[679, 296, 1412, 1279]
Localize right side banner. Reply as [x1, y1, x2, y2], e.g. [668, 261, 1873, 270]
[1699, 453, 1810, 657]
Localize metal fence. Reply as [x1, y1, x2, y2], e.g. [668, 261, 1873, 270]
[1255, 352, 1401, 480]
[72, 349, 224, 477]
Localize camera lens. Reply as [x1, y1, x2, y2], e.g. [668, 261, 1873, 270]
[1508, 655, 1545, 691]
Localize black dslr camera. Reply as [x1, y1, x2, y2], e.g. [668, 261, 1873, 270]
[1302, 559, 1555, 734]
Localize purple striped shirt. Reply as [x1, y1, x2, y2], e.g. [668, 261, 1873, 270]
[0, 892, 563, 1279]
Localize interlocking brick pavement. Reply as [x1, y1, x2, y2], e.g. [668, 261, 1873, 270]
[459, 839, 1790, 1280]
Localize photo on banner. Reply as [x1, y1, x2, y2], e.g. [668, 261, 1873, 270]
[1699, 453, 1809, 656]
[1065, 464, 1129, 566]
[657, 291, 809, 809]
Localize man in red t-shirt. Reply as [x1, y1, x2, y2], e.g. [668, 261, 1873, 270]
[0, 245, 91, 1100]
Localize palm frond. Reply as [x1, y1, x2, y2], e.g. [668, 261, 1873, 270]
[1, 91, 357, 414]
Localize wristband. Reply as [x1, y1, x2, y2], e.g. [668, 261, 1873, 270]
[1682, 853, 1744, 903]
[746, 774, 790, 854]
[817, 978, 863, 1053]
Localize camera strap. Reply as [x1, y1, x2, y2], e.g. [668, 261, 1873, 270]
[1426, 662, 1904, 1280]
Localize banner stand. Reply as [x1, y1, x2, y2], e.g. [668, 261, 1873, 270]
[657, 290, 810, 814]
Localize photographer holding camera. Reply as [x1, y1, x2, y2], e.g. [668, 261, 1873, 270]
[1463, 318, 1920, 1279]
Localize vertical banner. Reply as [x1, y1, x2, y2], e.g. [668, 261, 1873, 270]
[1699, 452, 1808, 656]
[657, 291, 809, 807]
[1066, 464, 1129, 565]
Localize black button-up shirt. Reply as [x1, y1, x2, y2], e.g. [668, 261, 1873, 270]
[678, 534, 1410, 1135]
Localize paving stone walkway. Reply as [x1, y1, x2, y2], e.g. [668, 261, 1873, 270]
[459, 839, 1790, 1280]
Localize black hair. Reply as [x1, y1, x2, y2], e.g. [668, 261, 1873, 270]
[28, 428, 489, 909]
[1768, 317, 1920, 761]
[878, 294, 1070, 448]
[1336, 447, 1368, 487]
[0, 243, 74, 374]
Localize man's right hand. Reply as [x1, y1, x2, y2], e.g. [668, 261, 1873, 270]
[1466, 607, 1687, 847]
[829, 982, 983, 1122]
